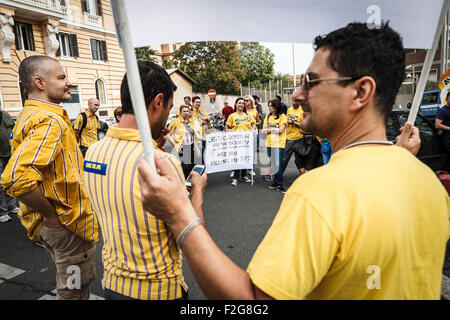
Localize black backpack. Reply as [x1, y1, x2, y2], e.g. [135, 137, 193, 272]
[74, 112, 99, 144]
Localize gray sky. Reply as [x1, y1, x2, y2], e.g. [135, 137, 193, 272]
[261, 42, 315, 76]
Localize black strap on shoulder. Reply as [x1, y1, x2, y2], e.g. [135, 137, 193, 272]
[77, 112, 88, 144]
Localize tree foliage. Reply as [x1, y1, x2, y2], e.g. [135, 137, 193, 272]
[172, 41, 245, 95]
[239, 42, 275, 86]
[135, 47, 158, 63]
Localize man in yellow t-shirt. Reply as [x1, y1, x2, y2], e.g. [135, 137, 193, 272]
[136, 22, 450, 300]
[272, 103, 304, 193]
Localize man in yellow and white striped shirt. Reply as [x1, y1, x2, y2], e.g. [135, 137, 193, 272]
[74, 98, 101, 157]
[0, 56, 98, 300]
[83, 61, 206, 300]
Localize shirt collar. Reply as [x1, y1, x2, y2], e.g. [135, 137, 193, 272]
[106, 126, 158, 148]
[24, 99, 68, 118]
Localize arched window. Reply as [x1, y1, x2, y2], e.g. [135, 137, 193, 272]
[95, 79, 106, 104]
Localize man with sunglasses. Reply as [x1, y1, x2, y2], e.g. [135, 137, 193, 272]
[136, 22, 448, 299]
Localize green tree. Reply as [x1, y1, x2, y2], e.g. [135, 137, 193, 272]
[135, 47, 158, 63]
[172, 41, 245, 95]
[239, 42, 275, 86]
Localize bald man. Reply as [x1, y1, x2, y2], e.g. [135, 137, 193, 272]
[74, 97, 101, 157]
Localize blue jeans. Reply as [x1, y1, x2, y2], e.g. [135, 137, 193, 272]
[274, 140, 302, 186]
[266, 147, 284, 177]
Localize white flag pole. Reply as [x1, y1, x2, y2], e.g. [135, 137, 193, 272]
[407, 0, 449, 124]
[110, 0, 156, 171]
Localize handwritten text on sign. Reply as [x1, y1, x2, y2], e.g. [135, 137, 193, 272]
[204, 132, 254, 174]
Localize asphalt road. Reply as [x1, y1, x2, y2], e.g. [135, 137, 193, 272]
[0, 139, 449, 300]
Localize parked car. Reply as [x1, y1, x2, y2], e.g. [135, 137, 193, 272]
[386, 108, 446, 171]
[103, 117, 117, 127]
[97, 120, 109, 139]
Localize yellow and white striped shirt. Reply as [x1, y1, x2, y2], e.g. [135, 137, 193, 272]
[0, 99, 98, 242]
[73, 111, 100, 148]
[83, 126, 187, 300]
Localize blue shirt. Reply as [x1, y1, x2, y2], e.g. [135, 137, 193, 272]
[436, 105, 450, 146]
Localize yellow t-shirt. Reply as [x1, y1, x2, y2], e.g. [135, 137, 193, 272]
[247, 109, 258, 123]
[226, 112, 254, 132]
[248, 146, 450, 300]
[265, 114, 287, 148]
[286, 107, 304, 141]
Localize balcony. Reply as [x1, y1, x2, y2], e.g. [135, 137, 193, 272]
[84, 12, 102, 28]
[1, 0, 68, 20]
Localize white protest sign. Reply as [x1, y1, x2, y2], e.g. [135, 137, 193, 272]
[204, 132, 254, 174]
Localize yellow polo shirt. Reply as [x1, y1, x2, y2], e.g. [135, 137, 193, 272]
[265, 114, 287, 148]
[73, 111, 100, 148]
[248, 146, 450, 299]
[83, 126, 187, 300]
[0, 99, 98, 242]
[226, 112, 255, 132]
[286, 107, 304, 141]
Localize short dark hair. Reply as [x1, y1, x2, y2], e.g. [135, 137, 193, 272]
[184, 96, 191, 101]
[275, 95, 282, 101]
[120, 61, 177, 114]
[313, 22, 405, 120]
[252, 95, 259, 101]
[192, 96, 201, 104]
[18, 55, 58, 99]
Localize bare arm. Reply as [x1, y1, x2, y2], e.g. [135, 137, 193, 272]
[435, 118, 450, 131]
[74, 129, 80, 143]
[17, 187, 60, 227]
[138, 155, 274, 300]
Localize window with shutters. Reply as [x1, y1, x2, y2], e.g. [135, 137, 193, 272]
[90, 38, 108, 62]
[95, 79, 106, 104]
[82, 0, 103, 16]
[57, 32, 79, 58]
[14, 21, 35, 51]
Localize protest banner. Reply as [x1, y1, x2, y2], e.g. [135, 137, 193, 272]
[204, 132, 254, 174]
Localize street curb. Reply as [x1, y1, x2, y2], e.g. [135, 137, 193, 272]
[442, 275, 450, 300]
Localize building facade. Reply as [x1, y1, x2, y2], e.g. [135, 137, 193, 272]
[149, 42, 183, 65]
[0, 0, 126, 119]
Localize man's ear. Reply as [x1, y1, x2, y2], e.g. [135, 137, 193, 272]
[151, 93, 165, 112]
[33, 76, 46, 91]
[350, 76, 376, 112]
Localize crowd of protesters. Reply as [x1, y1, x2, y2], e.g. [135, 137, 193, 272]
[0, 21, 448, 302]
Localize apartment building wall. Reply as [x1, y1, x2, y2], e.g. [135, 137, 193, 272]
[0, 0, 126, 119]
